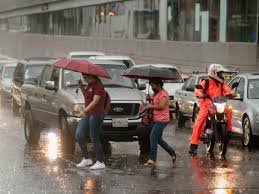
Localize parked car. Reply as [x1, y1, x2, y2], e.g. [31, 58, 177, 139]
[89, 55, 136, 68]
[0, 63, 16, 105]
[137, 64, 184, 114]
[227, 73, 259, 147]
[67, 51, 105, 59]
[174, 73, 208, 127]
[21, 60, 149, 155]
[12, 58, 56, 116]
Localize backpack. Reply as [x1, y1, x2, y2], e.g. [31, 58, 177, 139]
[104, 91, 111, 115]
[203, 78, 223, 95]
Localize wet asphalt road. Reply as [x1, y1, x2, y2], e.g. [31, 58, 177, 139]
[1, 107, 259, 194]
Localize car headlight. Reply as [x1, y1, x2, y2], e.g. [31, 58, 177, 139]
[256, 113, 259, 123]
[71, 103, 84, 114]
[214, 103, 226, 114]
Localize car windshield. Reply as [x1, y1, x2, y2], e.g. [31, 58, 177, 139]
[109, 60, 134, 68]
[71, 55, 101, 59]
[248, 79, 259, 99]
[24, 65, 45, 80]
[3, 67, 15, 78]
[63, 64, 134, 88]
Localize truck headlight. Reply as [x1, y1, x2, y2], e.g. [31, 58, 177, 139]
[72, 104, 84, 114]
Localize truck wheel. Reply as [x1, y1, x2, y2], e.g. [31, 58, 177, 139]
[178, 111, 186, 128]
[139, 134, 150, 155]
[192, 106, 199, 123]
[60, 115, 75, 155]
[24, 109, 40, 146]
[12, 98, 20, 117]
[101, 139, 112, 156]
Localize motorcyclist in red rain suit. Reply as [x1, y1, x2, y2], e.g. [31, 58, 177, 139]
[189, 64, 235, 159]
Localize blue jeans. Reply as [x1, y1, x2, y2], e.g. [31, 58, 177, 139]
[150, 122, 175, 161]
[75, 115, 104, 162]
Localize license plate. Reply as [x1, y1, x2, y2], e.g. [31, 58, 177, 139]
[112, 118, 128, 128]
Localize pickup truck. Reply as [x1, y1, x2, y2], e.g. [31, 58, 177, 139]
[21, 60, 149, 155]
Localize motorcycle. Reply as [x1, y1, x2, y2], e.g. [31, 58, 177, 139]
[200, 95, 231, 159]
[195, 84, 232, 159]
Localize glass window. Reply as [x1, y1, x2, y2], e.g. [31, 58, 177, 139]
[182, 76, 193, 90]
[49, 67, 60, 88]
[228, 77, 240, 92]
[63, 69, 85, 87]
[3, 66, 15, 79]
[248, 79, 259, 99]
[24, 65, 45, 80]
[235, 78, 245, 98]
[40, 66, 52, 88]
[227, 0, 257, 42]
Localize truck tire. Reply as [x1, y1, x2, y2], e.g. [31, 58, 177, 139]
[60, 115, 75, 155]
[24, 109, 40, 146]
[139, 132, 151, 155]
[178, 111, 186, 128]
[101, 138, 112, 156]
[12, 98, 20, 117]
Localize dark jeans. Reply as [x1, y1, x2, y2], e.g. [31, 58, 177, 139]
[150, 122, 175, 161]
[75, 115, 104, 162]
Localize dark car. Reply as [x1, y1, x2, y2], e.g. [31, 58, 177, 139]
[11, 58, 56, 116]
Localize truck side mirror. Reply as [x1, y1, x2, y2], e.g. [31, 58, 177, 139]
[138, 82, 146, 90]
[45, 81, 58, 91]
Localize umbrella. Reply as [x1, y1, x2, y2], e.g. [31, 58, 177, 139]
[53, 58, 111, 79]
[122, 65, 176, 80]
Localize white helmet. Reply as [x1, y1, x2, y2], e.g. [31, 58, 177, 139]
[208, 63, 229, 83]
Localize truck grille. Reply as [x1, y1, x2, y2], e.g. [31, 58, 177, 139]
[108, 103, 140, 116]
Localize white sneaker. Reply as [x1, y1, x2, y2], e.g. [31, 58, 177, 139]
[90, 161, 105, 170]
[76, 158, 93, 168]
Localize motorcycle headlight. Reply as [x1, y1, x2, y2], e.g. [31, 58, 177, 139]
[213, 103, 226, 113]
[256, 113, 259, 123]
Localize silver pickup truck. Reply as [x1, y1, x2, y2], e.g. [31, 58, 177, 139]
[21, 60, 149, 155]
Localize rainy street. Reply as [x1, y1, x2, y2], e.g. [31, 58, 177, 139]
[0, 106, 258, 194]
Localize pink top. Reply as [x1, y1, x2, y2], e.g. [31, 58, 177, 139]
[152, 89, 170, 122]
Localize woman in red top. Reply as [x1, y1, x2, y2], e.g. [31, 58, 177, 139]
[145, 79, 177, 167]
[75, 73, 106, 170]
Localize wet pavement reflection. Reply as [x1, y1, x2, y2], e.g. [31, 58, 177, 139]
[0, 106, 259, 193]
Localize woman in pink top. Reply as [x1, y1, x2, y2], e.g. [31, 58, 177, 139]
[145, 79, 177, 167]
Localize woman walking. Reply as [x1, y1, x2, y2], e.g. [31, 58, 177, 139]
[145, 79, 177, 167]
[75, 73, 106, 170]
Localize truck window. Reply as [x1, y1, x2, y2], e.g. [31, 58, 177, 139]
[49, 67, 60, 88]
[40, 66, 52, 88]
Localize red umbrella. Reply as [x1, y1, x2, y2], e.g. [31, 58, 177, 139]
[53, 58, 111, 79]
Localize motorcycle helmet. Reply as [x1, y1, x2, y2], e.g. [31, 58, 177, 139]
[208, 63, 229, 83]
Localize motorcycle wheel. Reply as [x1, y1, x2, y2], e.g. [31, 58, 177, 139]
[218, 124, 228, 156]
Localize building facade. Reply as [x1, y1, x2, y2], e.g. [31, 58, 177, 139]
[0, 0, 258, 73]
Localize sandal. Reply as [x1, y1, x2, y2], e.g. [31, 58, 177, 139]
[172, 153, 179, 163]
[144, 159, 156, 167]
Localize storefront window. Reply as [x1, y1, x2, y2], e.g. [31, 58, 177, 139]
[227, 0, 257, 42]
[0, 0, 257, 43]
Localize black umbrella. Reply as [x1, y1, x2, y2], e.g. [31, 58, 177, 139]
[122, 65, 177, 80]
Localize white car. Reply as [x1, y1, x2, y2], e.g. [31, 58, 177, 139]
[137, 64, 184, 113]
[67, 51, 105, 59]
[228, 73, 259, 147]
[89, 55, 136, 68]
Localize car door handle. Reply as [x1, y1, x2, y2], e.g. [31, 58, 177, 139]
[184, 94, 187, 96]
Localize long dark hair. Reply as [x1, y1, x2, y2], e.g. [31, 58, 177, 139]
[149, 79, 164, 88]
